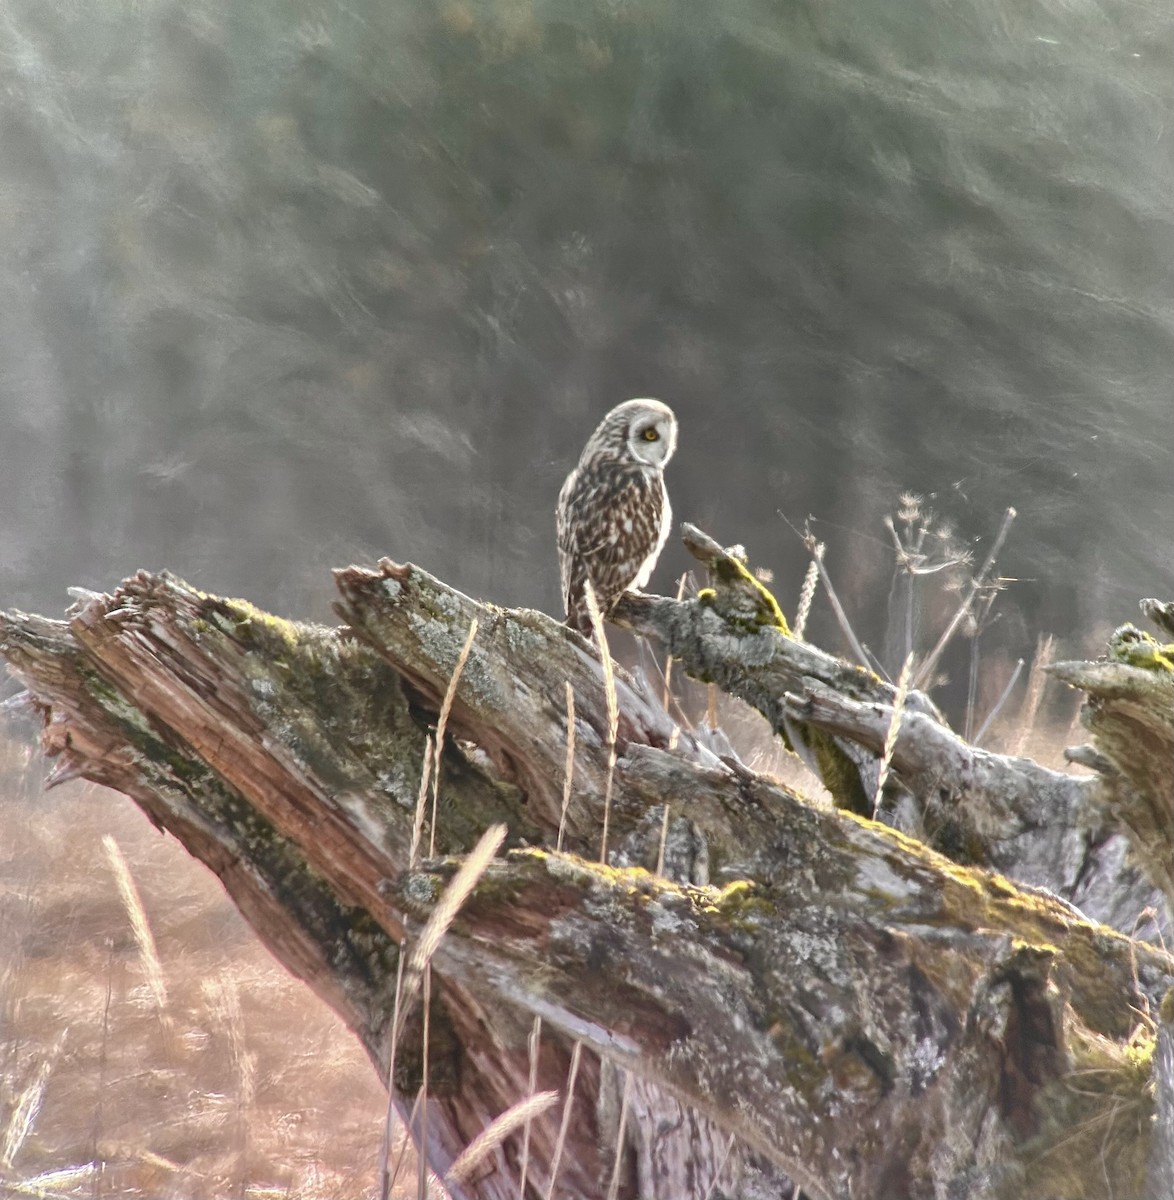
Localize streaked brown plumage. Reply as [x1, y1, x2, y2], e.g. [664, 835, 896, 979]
[556, 399, 678, 635]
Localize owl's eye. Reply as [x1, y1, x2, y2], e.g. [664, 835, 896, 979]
[641, 427, 660, 442]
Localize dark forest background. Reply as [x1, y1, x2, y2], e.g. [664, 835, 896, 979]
[2, 0, 1172, 702]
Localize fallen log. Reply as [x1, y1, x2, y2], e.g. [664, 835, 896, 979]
[1, 533, 1170, 1200]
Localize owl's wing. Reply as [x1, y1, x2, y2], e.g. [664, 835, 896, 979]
[557, 465, 665, 631]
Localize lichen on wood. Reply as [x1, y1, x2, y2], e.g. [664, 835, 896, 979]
[1, 540, 1171, 1200]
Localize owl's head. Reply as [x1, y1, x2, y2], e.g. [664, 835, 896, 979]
[590, 398, 678, 469]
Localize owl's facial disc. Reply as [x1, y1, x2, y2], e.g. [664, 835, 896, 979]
[627, 411, 677, 467]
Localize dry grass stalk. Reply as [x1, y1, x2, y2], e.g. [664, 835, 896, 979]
[543, 1041, 583, 1200]
[1012, 633, 1055, 757]
[582, 581, 619, 866]
[384, 1092, 422, 1200]
[701, 1133, 737, 1200]
[656, 805, 671, 877]
[416, 966, 432, 1200]
[446, 1089, 559, 1190]
[802, 534, 872, 670]
[377, 947, 408, 1200]
[13, 1163, 98, 1195]
[408, 738, 435, 869]
[914, 506, 1016, 690]
[1, 1032, 65, 1170]
[394, 824, 507, 1050]
[378, 824, 506, 1198]
[102, 835, 169, 1018]
[793, 555, 821, 641]
[429, 618, 479, 858]
[972, 657, 1024, 747]
[408, 824, 507, 978]
[90, 936, 115, 1173]
[517, 1015, 543, 1199]
[557, 683, 575, 853]
[604, 1071, 633, 1200]
[874, 653, 913, 818]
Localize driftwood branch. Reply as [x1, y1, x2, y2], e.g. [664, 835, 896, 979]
[2, 533, 1172, 1200]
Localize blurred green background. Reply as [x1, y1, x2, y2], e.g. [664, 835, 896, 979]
[2, 0, 1171, 682]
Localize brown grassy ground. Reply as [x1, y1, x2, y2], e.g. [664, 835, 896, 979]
[0, 736, 425, 1200]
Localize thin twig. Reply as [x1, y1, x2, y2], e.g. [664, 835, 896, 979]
[914, 507, 1016, 690]
[557, 684, 575, 853]
[430, 618, 479, 858]
[543, 1042, 583, 1200]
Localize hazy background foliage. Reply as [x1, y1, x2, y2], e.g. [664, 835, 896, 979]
[2, 0, 1172, 673]
[1, 3, 1171, 1188]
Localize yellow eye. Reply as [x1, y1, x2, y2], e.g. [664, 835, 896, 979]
[641, 427, 659, 442]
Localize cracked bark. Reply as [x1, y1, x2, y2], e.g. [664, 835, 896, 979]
[1, 533, 1171, 1200]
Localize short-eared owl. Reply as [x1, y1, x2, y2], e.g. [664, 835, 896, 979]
[556, 398, 678, 635]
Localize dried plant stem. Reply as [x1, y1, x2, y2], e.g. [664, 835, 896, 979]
[1, 1032, 64, 1170]
[793, 555, 820, 641]
[395, 825, 508, 1049]
[517, 1016, 544, 1199]
[447, 1090, 559, 1190]
[409, 739, 435, 869]
[409, 824, 507, 977]
[1012, 634, 1054, 757]
[543, 1041, 583, 1200]
[91, 938, 114, 1199]
[102, 835, 171, 1035]
[804, 538, 871, 670]
[416, 966, 432, 1200]
[914, 507, 1016, 690]
[973, 657, 1024, 747]
[386, 1093, 422, 1199]
[430, 618, 479, 858]
[874, 653, 913, 818]
[582, 581, 618, 866]
[604, 1072, 633, 1200]
[557, 683, 575, 853]
[378, 947, 408, 1200]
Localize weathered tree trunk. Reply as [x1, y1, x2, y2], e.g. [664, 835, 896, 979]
[1, 530, 1171, 1200]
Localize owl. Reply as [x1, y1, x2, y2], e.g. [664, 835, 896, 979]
[556, 398, 678, 635]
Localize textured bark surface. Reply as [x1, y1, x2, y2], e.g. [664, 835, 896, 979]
[1, 540, 1171, 1200]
